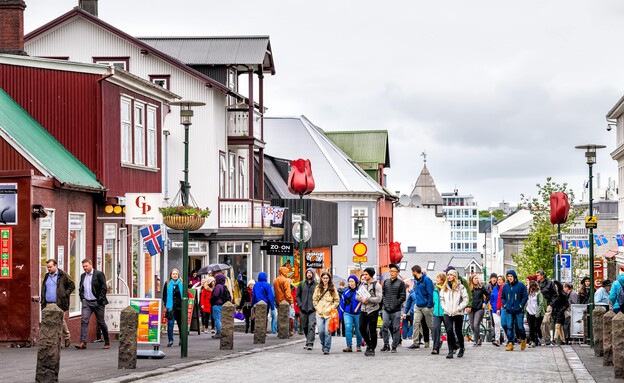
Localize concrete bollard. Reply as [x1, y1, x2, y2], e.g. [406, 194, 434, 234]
[277, 301, 290, 339]
[613, 312, 624, 379]
[220, 302, 234, 350]
[253, 301, 268, 344]
[118, 306, 138, 369]
[593, 306, 606, 357]
[603, 310, 615, 366]
[36, 304, 63, 383]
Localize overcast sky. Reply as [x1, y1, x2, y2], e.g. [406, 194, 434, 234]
[23, 0, 624, 207]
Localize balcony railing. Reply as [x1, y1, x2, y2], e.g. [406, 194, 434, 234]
[227, 109, 262, 140]
[219, 199, 270, 228]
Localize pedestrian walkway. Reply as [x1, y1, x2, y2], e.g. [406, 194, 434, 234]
[570, 344, 624, 383]
[0, 332, 304, 383]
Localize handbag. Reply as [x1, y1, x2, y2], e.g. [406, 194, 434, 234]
[328, 308, 339, 333]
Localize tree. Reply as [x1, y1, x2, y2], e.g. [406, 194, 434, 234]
[479, 209, 507, 221]
[512, 177, 581, 280]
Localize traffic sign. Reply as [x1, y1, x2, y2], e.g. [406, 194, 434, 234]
[560, 253, 572, 283]
[585, 216, 597, 229]
[353, 256, 368, 263]
[292, 220, 312, 242]
[353, 242, 367, 256]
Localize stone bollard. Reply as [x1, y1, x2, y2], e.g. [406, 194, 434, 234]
[593, 306, 606, 357]
[253, 301, 268, 344]
[603, 310, 615, 366]
[613, 312, 624, 379]
[36, 304, 63, 383]
[220, 301, 235, 350]
[277, 301, 290, 339]
[118, 306, 138, 369]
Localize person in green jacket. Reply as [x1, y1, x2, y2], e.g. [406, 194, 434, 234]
[525, 280, 546, 347]
[431, 273, 446, 355]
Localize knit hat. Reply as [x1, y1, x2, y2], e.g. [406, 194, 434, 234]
[347, 274, 359, 287]
[206, 276, 215, 285]
[247, 279, 255, 287]
[526, 274, 537, 281]
[443, 266, 456, 273]
[490, 273, 498, 279]
[305, 268, 315, 279]
[447, 269, 458, 278]
[363, 267, 376, 277]
[388, 263, 399, 271]
[602, 279, 611, 287]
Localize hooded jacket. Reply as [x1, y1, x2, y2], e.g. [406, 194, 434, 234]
[501, 270, 528, 315]
[339, 275, 361, 315]
[252, 272, 275, 310]
[273, 266, 293, 305]
[410, 273, 434, 309]
[210, 274, 228, 306]
[609, 273, 624, 310]
[439, 280, 468, 316]
[433, 284, 444, 317]
[296, 268, 317, 314]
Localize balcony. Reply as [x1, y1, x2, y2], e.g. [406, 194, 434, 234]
[219, 199, 270, 228]
[227, 108, 262, 141]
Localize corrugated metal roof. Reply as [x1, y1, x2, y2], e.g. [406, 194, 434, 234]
[0, 88, 104, 191]
[323, 130, 390, 169]
[138, 36, 274, 71]
[263, 116, 386, 195]
[401, 252, 482, 279]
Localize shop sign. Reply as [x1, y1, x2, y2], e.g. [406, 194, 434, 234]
[0, 227, 12, 279]
[130, 298, 162, 344]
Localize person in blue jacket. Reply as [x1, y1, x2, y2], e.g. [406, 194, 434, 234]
[404, 265, 434, 349]
[252, 272, 275, 314]
[609, 272, 624, 314]
[489, 277, 501, 347]
[501, 269, 528, 351]
[339, 275, 362, 352]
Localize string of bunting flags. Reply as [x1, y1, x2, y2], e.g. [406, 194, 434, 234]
[560, 234, 624, 249]
[262, 206, 285, 224]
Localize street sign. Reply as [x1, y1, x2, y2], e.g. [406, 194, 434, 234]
[292, 214, 302, 223]
[353, 242, 367, 256]
[585, 215, 597, 229]
[353, 256, 368, 263]
[292, 220, 312, 242]
[560, 253, 572, 283]
[263, 241, 294, 255]
[594, 257, 604, 289]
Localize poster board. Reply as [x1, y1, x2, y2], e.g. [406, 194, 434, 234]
[570, 304, 586, 338]
[130, 298, 162, 345]
[105, 294, 130, 333]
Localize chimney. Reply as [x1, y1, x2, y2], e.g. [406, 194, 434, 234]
[0, 0, 27, 55]
[79, 0, 98, 17]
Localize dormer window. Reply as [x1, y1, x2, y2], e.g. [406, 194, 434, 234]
[149, 75, 170, 90]
[93, 57, 129, 70]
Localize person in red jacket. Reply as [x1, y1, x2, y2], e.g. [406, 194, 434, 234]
[292, 284, 302, 334]
[200, 277, 215, 334]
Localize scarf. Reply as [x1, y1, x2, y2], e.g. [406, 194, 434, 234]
[166, 278, 182, 310]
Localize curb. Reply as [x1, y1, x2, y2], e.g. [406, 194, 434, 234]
[560, 345, 597, 383]
[95, 338, 306, 383]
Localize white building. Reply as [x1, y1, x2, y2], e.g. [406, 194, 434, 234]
[442, 190, 479, 253]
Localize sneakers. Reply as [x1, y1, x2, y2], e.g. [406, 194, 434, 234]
[211, 329, 216, 334]
[380, 344, 390, 352]
[424, 341, 430, 348]
[457, 348, 464, 358]
[212, 334, 222, 339]
[520, 339, 527, 350]
[356, 346, 362, 352]
[343, 346, 353, 352]
[167, 340, 173, 347]
[407, 344, 419, 349]
[492, 340, 500, 347]
[391, 348, 397, 353]
[431, 348, 439, 355]
[103, 342, 110, 350]
[75, 342, 87, 350]
[446, 351, 453, 359]
[364, 348, 374, 356]
[323, 349, 330, 355]
[506, 342, 514, 351]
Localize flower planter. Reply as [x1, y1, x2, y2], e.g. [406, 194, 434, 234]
[163, 215, 205, 231]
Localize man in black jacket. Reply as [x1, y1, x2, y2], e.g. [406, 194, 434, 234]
[381, 264, 406, 353]
[536, 270, 556, 345]
[296, 268, 317, 350]
[76, 259, 110, 350]
[41, 259, 75, 347]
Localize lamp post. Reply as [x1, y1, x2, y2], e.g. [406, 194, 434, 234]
[170, 100, 205, 358]
[575, 144, 605, 348]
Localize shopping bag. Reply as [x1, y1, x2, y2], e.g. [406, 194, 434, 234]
[328, 308, 339, 333]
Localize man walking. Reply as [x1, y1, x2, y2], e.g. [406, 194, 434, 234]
[296, 268, 317, 350]
[502, 270, 528, 351]
[381, 263, 406, 353]
[404, 265, 433, 349]
[76, 259, 110, 349]
[536, 270, 556, 345]
[357, 267, 382, 356]
[41, 259, 75, 347]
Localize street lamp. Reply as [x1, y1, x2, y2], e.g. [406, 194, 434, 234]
[575, 144, 606, 348]
[170, 100, 205, 358]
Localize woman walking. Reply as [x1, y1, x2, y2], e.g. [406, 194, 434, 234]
[313, 271, 340, 355]
[210, 273, 229, 339]
[526, 280, 546, 347]
[431, 273, 446, 355]
[551, 280, 569, 345]
[162, 268, 183, 347]
[200, 277, 215, 334]
[467, 274, 490, 346]
[340, 275, 363, 352]
[440, 269, 468, 359]
[237, 279, 255, 333]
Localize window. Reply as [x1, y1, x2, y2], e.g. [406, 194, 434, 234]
[68, 213, 85, 315]
[238, 157, 246, 198]
[427, 261, 435, 271]
[134, 102, 145, 165]
[149, 75, 170, 90]
[227, 69, 237, 106]
[103, 224, 117, 293]
[93, 57, 129, 70]
[219, 152, 226, 197]
[146, 106, 157, 167]
[351, 207, 368, 239]
[228, 152, 236, 198]
[39, 209, 55, 292]
[121, 98, 132, 163]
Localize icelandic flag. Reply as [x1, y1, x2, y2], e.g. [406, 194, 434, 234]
[616, 234, 624, 247]
[560, 241, 569, 250]
[594, 234, 608, 246]
[583, 240, 590, 248]
[273, 208, 285, 224]
[141, 224, 163, 256]
[263, 206, 275, 220]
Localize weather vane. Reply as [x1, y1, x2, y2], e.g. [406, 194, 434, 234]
[421, 151, 427, 163]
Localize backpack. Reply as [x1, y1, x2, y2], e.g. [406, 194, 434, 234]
[617, 284, 624, 308]
[222, 286, 232, 303]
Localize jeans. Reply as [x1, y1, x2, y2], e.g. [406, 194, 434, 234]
[541, 305, 552, 343]
[80, 299, 109, 343]
[432, 315, 443, 350]
[213, 305, 222, 334]
[382, 310, 402, 349]
[271, 308, 277, 334]
[468, 308, 485, 344]
[505, 311, 526, 343]
[300, 311, 316, 347]
[316, 315, 332, 351]
[167, 309, 182, 342]
[443, 314, 464, 351]
[359, 310, 379, 351]
[343, 312, 362, 347]
[527, 314, 543, 345]
[201, 311, 212, 329]
[401, 313, 413, 339]
[413, 306, 433, 345]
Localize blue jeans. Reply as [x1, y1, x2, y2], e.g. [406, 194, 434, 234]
[316, 315, 332, 351]
[401, 313, 413, 339]
[343, 313, 362, 347]
[271, 308, 277, 334]
[505, 311, 526, 343]
[213, 305, 222, 334]
[432, 315, 443, 350]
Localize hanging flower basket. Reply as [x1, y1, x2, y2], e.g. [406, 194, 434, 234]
[162, 215, 206, 231]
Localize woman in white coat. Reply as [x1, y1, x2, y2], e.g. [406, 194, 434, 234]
[439, 269, 468, 359]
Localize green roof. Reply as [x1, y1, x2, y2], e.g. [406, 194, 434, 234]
[0, 88, 104, 191]
[324, 130, 390, 169]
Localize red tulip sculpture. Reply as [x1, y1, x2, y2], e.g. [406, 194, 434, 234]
[389, 242, 403, 264]
[288, 159, 315, 196]
[550, 192, 570, 225]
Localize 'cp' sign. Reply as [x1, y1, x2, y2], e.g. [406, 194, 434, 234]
[135, 195, 152, 215]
